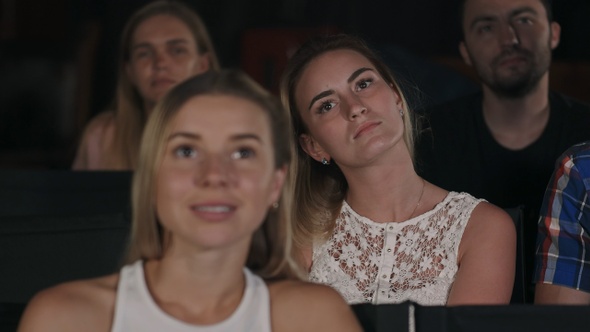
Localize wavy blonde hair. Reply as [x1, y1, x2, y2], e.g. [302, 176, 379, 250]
[107, 0, 220, 169]
[126, 70, 302, 280]
[279, 34, 415, 247]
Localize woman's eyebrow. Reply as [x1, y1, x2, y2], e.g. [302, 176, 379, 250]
[347, 67, 372, 83]
[167, 132, 200, 141]
[308, 90, 334, 110]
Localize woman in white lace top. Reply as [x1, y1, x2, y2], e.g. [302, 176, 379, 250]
[280, 34, 515, 306]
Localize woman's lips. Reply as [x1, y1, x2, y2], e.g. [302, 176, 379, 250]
[151, 78, 176, 87]
[354, 121, 380, 139]
[190, 204, 236, 221]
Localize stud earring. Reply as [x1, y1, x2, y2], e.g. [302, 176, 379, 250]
[272, 202, 279, 209]
[321, 157, 330, 165]
[399, 109, 404, 117]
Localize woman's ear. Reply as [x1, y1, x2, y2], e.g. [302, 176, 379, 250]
[196, 52, 211, 73]
[299, 134, 328, 163]
[268, 164, 287, 206]
[389, 83, 403, 109]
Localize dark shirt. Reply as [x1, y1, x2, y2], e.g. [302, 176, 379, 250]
[415, 91, 590, 298]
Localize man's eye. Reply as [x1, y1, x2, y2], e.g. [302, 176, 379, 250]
[517, 17, 532, 24]
[479, 25, 492, 33]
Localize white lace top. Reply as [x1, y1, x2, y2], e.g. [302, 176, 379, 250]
[309, 192, 482, 305]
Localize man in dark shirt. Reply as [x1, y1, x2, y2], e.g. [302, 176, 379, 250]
[416, 0, 590, 302]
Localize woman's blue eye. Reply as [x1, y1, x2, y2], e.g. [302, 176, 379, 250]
[231, 148, 255, 160]
[175, 146, 197, 158]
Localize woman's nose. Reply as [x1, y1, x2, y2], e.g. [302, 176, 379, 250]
[346, 97, 368, 120]
[195, 154, 231, 188]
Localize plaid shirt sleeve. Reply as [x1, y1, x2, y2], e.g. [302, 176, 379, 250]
[534, 142, 590, 292]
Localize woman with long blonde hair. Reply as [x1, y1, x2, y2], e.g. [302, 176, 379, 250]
[73, 0, 219, 170]
[20, 70, 361, 331]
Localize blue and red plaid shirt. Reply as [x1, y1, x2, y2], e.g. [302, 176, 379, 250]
[534, 141, 590, 292]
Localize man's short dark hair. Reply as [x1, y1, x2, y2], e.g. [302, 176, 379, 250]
[458, 0, 553, 35]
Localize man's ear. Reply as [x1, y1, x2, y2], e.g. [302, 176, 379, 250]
[459, 42, 472, 67]
[550, 22, 561, 50]
[299, 134, 327, 163]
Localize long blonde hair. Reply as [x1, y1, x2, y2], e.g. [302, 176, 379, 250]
[279, 34, 415, 247]
[126, 70, 301, 280]
[108, 0, 220, 169]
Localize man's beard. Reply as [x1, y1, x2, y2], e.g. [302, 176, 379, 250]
[475, 45, 551, 99]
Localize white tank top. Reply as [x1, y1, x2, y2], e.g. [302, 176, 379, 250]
[309, 192, 482, 305]
[111, 261, 272, 332]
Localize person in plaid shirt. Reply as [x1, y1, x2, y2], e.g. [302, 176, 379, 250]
[534, 141, 590, 304]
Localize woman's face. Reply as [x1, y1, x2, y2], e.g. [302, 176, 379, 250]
[155, 94, 286, 252]
[126, 14, 210, 110]
[294, 49, 405, 168]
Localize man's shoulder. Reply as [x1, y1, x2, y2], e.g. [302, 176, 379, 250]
[562, 141, 590, 165]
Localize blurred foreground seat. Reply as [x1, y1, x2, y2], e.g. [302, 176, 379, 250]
[0, 213, 130, 304]
[0, 170, 133, 304]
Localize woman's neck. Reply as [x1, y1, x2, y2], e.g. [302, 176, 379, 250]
[143, 244, 249, 325]
[342, 147, 424, 223]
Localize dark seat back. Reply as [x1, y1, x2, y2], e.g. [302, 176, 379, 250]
[0, 170, 133, 304]
[352, 301, 590, 332]
[504, 206, 529, 303]
[0, 213, 130, 304]
[0, 170, 132, 217]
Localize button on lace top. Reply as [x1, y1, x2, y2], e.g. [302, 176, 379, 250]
[309, 192, 482, 305]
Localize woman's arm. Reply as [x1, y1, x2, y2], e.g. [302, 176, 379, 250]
[446, 202, 516, 305]
[535, 283, 590, 304]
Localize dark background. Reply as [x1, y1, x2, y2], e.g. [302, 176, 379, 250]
[1, 0, 588, 169]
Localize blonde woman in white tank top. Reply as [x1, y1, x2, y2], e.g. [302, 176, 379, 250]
[18, 71, 362, 332]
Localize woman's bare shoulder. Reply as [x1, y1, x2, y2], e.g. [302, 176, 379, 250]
[468, 201, 514, 235]
[18, 274, 119, 332]
[268, 280, 362, 332]
[83, 111, 116, 138]
[72, 111, 117, 170]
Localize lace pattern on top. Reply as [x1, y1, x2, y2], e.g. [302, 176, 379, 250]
[309, 192, 482, 305]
